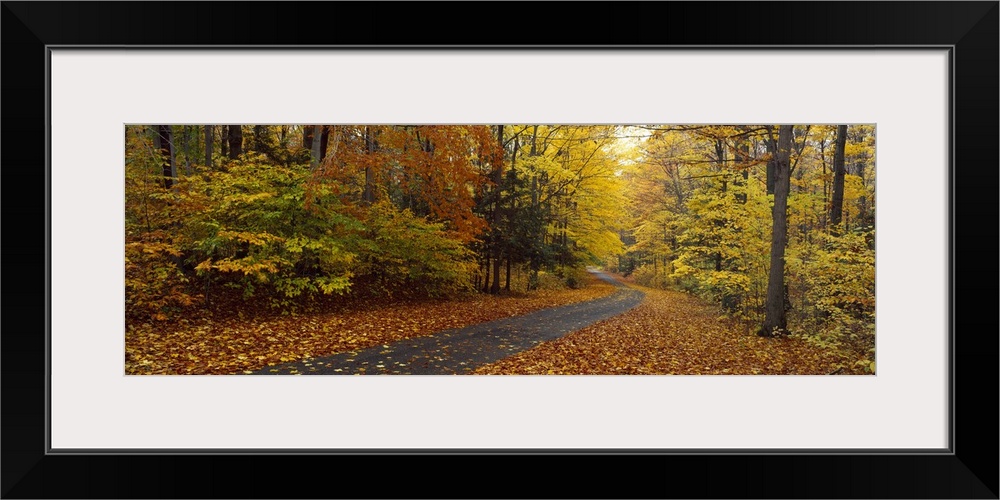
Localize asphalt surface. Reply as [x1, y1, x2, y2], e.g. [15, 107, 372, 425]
[251, 270, 644, 375]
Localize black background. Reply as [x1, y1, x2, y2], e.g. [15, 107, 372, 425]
[2, 2, 997, 498]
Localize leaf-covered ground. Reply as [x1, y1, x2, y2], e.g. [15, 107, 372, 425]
[475, 285, 862, 375]
[126, 278, 615, 375]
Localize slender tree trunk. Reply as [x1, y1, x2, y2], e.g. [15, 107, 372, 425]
[248, 125, 271, 159]
[227, 125, 242, 160]
[310, 125, 322, 169]
[819, 138, 828, 229]
[766, 147, 776, 195]
[734, 137, 749, 204]
[504, 137, 518, 294]
[363, 126, 375, 204]
[168, 126, 177, 179]
[529, 125, 541, 290]
[303, 125, 314, 152]
[156, 125, 173, 189]
[715, 139, 727, 192]
[829, 125, 848, 233]
[530, 125, 539, 207]
[490, 125, 504, 295]
[204, 125, 213, 168]
[505, 256, 511, 293]
[760, 125, 793, 337]
[220, 125, 228, 158]
[181, 126, 191, 176]
[482, 256, 491, 293]
[714, 138, 726, 268]
[856, 160, 869, 226]
[320, 126, 331, 160]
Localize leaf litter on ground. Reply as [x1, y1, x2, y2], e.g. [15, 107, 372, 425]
[126, 276, 615, 375]
[475, 284, 863, 375]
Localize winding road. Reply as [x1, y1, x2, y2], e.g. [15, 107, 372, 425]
[252, 270, 644, 375]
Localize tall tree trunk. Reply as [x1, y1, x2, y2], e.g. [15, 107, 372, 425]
[169, 127, 178, 179]
[529, 126, 541, 290]
[765, 146, 776, 195]
[505, 256, 511, 292]
[714, 138, 725, 268]
[320, 125, 331, 160]
[482, 256, 491, 293]
[760, 125, 793, 337]
[734, 136, 749, 204]
[303, 125, 314, 152]
[829, 125, 848, 233]
[251, 125, 265, 157]
[856, 160, 869, 226]
[490, 125, 504, 295]
[156, 125, 173, 189]
[310, 125, 322, 169]
[363, 126, 375, 204]
[227, 125, 242, 160]
[181, 126, 191, 176]
[504, 136, 518, 294]
[220, 125, 228, 158]
[819, 138, 828, 229]
[714, 139, 727, 192]
[204, 125, 213, 168]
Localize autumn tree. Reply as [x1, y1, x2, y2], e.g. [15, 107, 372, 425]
[758, 125, 793, 336]
[204, 125, 213, 168]
[155, 125, 174, 188]
[227, 125, 243, 160]
[829, 124, 848, 234]
[310, 125, 322, 169]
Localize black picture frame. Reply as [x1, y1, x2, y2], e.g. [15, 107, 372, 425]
[3, 2, 996, 498]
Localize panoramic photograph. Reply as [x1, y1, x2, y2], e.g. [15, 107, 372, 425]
[124, 124, 875, 375]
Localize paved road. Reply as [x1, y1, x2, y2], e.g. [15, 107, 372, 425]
[251, 270, 644, 375]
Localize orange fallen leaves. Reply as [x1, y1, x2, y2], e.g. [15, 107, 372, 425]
[475, 285, 863, 375]
[125, 278, 615, 375]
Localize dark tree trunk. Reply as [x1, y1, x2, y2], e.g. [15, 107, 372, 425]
[819, 137, 828, 229]
[714, 139, 727, 192]
[320, 126, 331, 160]
[251, 125, 268, 157]
[713, 137, 726, 270]
[505, 137, 518, 293]
[227, 125, 242, 160]
[482, 256, 492, 293]
[363, 126, 375, 204]
[303, 125, 314, 152]
[204, 125, 213, 168]
[157, 125, 173, 189]
[765, 144, 777, 195]
[735, 139, 750, 204]
[856, 160, 869, 226]
[760, 125, 793, 337]
[490, 125, 504, 295]
[220, 125, 228, 158]
[829, 125, 848, 233]
[181, 126, 190, 176]
[310, 125, 322, 169]
[505, 256, 511, 293]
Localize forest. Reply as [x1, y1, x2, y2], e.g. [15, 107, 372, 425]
[125, 124, 875, 375]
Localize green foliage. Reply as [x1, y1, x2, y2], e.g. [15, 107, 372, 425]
[355, 200, 477, 297]
[562, 267, 591, 289]
[178, 155, 359, 305]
